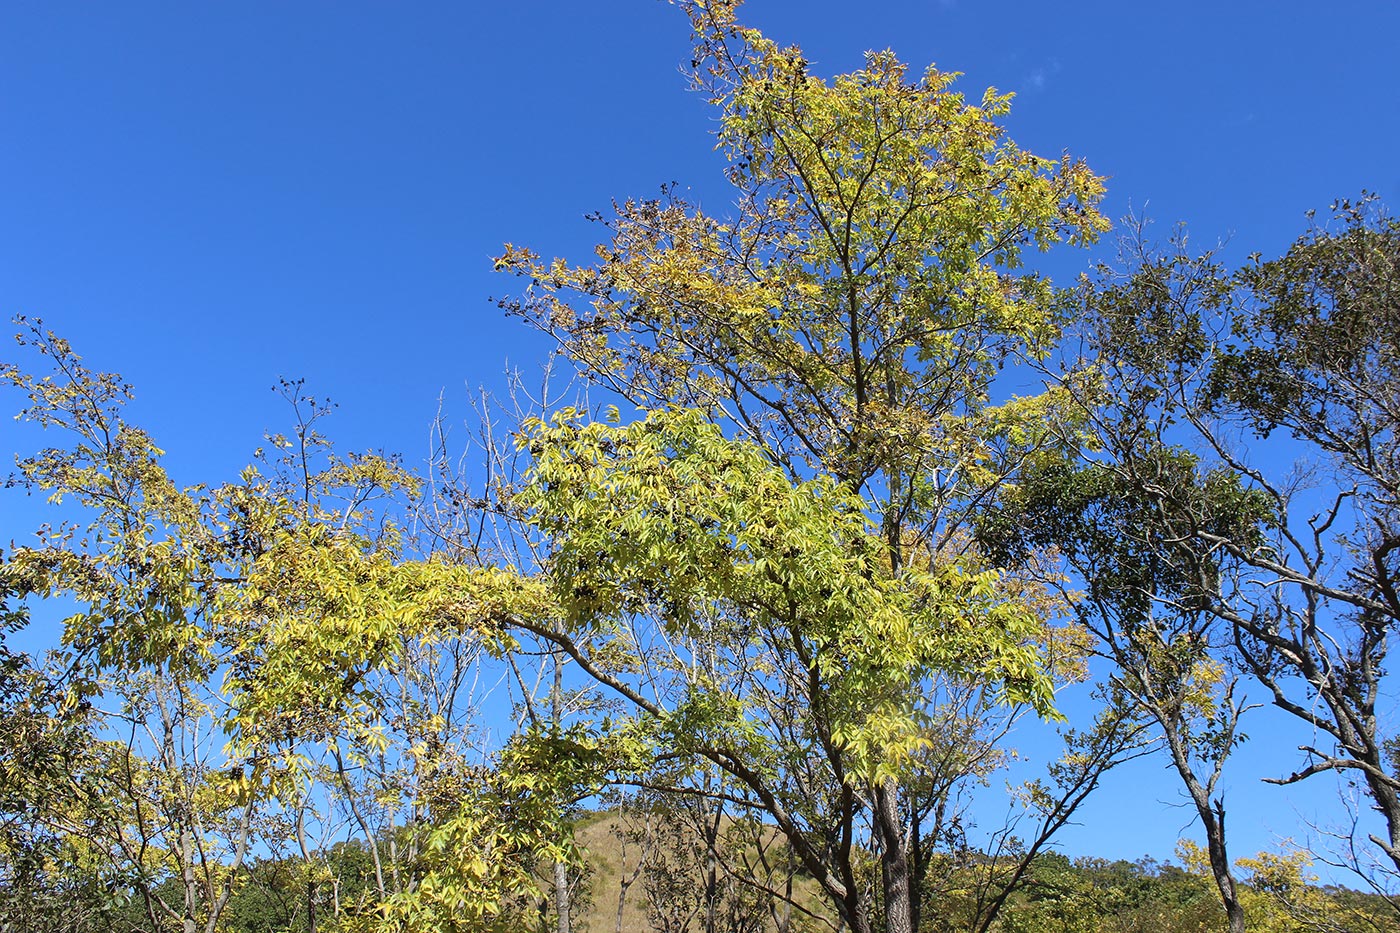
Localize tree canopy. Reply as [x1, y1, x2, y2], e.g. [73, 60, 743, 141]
[3, 3, 1399, 932]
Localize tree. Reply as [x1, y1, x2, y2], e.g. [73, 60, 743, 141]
[1069, 198, 1400, 907]
[496, 2, 1115, 931]
[2, 323, 271, 933]
[980, 445, 1268, 933]
[1, 322, 586, 932]
[516, 409, 1077, 933]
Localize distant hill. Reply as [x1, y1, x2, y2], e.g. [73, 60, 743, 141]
[562, 808, 1399, 933]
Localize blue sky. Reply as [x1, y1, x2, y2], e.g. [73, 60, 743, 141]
[4, 0, 1399, 877]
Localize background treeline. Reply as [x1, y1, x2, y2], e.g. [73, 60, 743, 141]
[9, 801, 1395, 933]
[3, 1, 1399, 931]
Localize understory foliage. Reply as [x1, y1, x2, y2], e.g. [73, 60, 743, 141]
[3, 1, 1400, 932]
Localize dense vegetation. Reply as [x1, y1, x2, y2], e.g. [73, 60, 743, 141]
[2, 1, 1397, 931]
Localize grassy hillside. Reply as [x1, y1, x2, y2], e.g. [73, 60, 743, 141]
[562, 808, 1398, 933]
[569, 806, 831, 933]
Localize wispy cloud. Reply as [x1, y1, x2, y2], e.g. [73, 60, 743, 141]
[1023, 57, 1061, 93]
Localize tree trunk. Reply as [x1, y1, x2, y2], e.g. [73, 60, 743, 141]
[615, 867, 636, 933]
[779, 842, 794, 933]
[552, 652, 572, 933]
[909, 803, 923, 933]
[703, 799, 723, 933]
[554, 859, 571, 933]
[614, 808, 647, 933]
[875, 778, 914, 933]
[1167, 725, 1244, 933]
[1204, 800, 1245, 933]
[181, 824, 198, 933]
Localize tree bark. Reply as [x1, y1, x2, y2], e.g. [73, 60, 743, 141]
[875, 778, 913, 933]
[1165, 725, 1244, 933]
[1206, 800, 1245, 933]
[552, 652, 571, 933]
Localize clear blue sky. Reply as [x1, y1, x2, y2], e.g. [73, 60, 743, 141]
[4, 0, 1399, 877]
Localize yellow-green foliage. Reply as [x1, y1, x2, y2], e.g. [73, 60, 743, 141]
[498, 0, 1105, 508]
[520, 407, 1059, 783]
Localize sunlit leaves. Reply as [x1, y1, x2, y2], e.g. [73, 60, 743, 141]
[498, 3, 1106, 500]
[3, 321, 566, 931]
[519, 407, 1058, 782]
